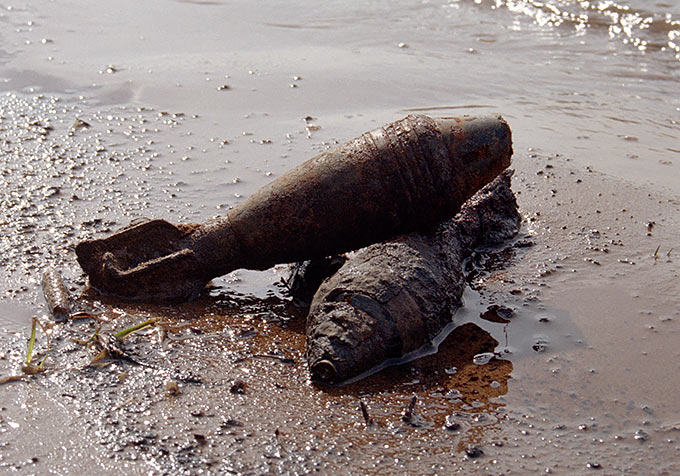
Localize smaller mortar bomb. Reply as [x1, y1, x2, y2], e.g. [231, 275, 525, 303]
[76, 115, 512, 301]
[305, 171, 521, 383]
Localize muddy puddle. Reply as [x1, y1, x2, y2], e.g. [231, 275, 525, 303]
[1, 0, 680, 474]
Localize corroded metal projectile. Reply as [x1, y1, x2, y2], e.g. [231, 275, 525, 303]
[76, 114, 512, 301]
[305, 171, 521, 383]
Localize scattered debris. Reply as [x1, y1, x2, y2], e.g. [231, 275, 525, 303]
[166, 380, 181, 396]
[401, 396, 418, 424]
[71, 118, 91, 131]
[41, 268, 70, 322]
[444, 415, 461, 431]
[230, 379, 247, 394]
[69, 311, 99, 321]
[359, 400, 373, 426]
[87, 331, 145, 367]
[252, 354, 295, 365]
[0, 374, 28, 385]
[465, 445, 484, 458]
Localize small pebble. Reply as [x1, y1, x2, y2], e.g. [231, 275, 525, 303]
[444, 415, 460, 431]
[230, 380, 247, 394]
[465, 445, 484, 458]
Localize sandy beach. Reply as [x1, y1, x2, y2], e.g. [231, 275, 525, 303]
[0, 1, 679, 474]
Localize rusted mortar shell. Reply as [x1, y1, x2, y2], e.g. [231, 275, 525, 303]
[76, 114, 512, 301]
[306, 171, 521, 383]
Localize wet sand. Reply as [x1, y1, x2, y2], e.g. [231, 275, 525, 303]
[1, 1, 679, 474]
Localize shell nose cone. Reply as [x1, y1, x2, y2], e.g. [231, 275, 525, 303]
[310, 359, 339, 383]
[439, 115, 513, 168]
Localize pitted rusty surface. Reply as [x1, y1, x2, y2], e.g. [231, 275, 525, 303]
[306, 171, 521, 383]
[76, 115, 512, 301]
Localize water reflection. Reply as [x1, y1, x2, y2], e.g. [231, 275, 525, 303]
[468, 0, 680, 61]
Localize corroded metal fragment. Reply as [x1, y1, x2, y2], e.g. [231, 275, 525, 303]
[41, 268, 71, 322]
[305, 171, 521, 383]
[76, 114, 512, 301]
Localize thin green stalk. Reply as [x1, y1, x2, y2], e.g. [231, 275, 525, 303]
[26, 317, 37, 365]
[114, 318, 160, 340]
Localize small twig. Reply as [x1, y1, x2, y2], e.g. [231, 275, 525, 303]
[252, 353, 295, 364]
[70, 337, 91, 345]
[69, 311, 102, 321]
[89, 348, 110, 366]
[0, 375, 28, 385]
[359, 400, 373, 426]
[113, 397, 137, 411]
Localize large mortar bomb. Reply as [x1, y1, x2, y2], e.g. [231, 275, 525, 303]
[76, 114, 512, 301]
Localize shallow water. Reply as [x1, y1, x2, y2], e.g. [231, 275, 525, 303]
[0, 0, 679, 474]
